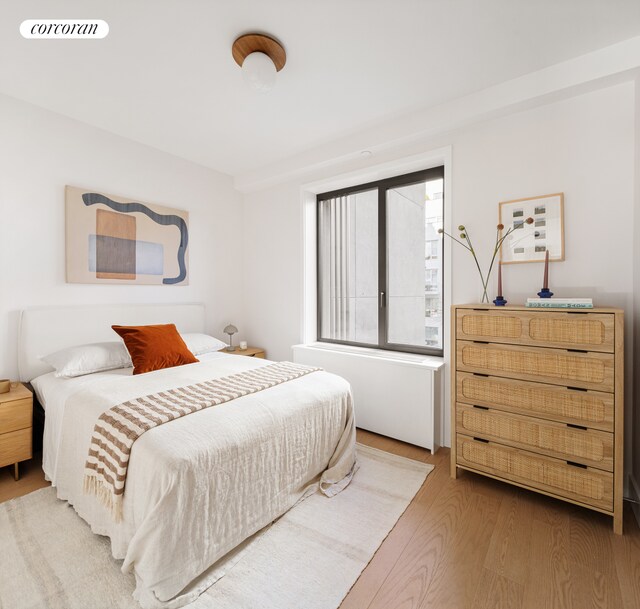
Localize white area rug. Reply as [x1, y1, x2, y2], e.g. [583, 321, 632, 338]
[0, 444, 433, 609]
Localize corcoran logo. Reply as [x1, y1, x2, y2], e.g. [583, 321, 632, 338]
[20, 19, 109, 39]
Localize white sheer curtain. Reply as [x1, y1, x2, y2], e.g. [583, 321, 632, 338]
[318, 196, 351, 340]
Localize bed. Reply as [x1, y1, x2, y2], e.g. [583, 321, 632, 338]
[19, 304, 357, 609]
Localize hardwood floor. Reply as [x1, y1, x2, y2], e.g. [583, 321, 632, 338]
[0, 453, 49, 503]
[345, 429, 640, 609]
[1, 432, 638, 609]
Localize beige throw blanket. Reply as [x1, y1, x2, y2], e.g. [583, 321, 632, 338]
[84, 361, 320, 521]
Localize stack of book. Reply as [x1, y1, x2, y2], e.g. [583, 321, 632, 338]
[526, 298, 593, 309]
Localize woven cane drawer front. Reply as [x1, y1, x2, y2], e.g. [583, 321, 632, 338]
[456, 310, 614, 352]
[456, 341, 614, 392]
[456, 372, 614, 431]
[456, 404, 613, 471]
[457, 435, 613, 511]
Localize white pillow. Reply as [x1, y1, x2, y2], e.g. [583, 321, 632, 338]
[42, 342, 133, 378]
[182, 333, 227, 355]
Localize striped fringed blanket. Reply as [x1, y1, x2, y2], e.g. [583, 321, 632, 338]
[83, 361, 321, 521]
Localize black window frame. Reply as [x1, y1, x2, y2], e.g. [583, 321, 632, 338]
[316, 166, 445, 356]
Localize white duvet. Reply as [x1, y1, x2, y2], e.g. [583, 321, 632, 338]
[32, 352, 357, 608]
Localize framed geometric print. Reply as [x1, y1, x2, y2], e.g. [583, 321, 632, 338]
[65, 186, 189, 285]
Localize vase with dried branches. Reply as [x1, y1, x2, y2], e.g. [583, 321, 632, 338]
[439, 217, 534, 303]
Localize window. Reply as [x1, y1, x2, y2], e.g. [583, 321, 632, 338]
[425, 269, 438, 292]
[317, 167, 444, 356]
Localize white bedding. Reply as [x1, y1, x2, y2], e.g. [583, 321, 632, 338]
[32, 352, 356, 608]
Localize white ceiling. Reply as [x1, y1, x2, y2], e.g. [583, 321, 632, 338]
[1, 1, 640, 177]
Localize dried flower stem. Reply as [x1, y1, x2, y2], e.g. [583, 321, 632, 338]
[462, 231, 490, 302]
[438, 230, 471, 251]
[482, 227, 514, 301]
[439, 218, 531, 303]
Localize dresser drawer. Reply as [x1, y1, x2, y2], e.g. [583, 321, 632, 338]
[456, 404, 613, 471]
[456, 341, 614, 392]
[456, 372, 614, 431]
[0, 427, 32, 467]
[0, 398, 32, 434]
[456, 309, 614, 352]
[456, 434, 613, 512]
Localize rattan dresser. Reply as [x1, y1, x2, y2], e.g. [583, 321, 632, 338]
[450, 304, 624, 534]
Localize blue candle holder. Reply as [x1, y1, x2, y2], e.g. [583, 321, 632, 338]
[493, 295, 507, 306]
[537, 288, 554, 298]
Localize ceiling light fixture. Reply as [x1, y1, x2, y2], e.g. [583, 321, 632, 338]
[232, 33, 286, 93]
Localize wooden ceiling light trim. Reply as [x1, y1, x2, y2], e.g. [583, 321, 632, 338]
[232, 34, 286, 72]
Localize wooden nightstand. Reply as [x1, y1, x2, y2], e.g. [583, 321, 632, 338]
[223, 347, 266, 359]
[0, 383, 33, 481]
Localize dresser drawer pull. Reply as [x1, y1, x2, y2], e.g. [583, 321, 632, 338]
[566, 460, 588, 469]
[566, 386, 588, 392]
[567, 348, 588, 353]
[473, 340, 489, 344]
[473, 372, 489, 377]
[566, 423, 588, 430]
[473, 437, 490, 443]
[473, 405, 489, 410]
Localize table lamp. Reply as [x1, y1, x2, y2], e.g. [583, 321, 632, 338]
[224, 324, 238, 351]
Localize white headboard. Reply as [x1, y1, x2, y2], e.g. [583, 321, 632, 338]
[18, 303, 205, 381]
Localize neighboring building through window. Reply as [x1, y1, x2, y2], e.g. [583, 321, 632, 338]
[317, 167, 444, 356]
[426, 239, 439, 260]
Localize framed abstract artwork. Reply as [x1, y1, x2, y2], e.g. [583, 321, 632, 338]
[499, 193, 564, 264]
[65, 186, 189, 285]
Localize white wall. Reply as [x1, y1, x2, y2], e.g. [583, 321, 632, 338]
[451, 84, 634, 307]
[0, 94, 244, 379]
[242, 83, 635, 461]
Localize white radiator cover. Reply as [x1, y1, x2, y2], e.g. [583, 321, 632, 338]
[293, 343, 443, 452]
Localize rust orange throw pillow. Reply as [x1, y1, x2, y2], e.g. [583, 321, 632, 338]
[112, 324, 198, 375]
